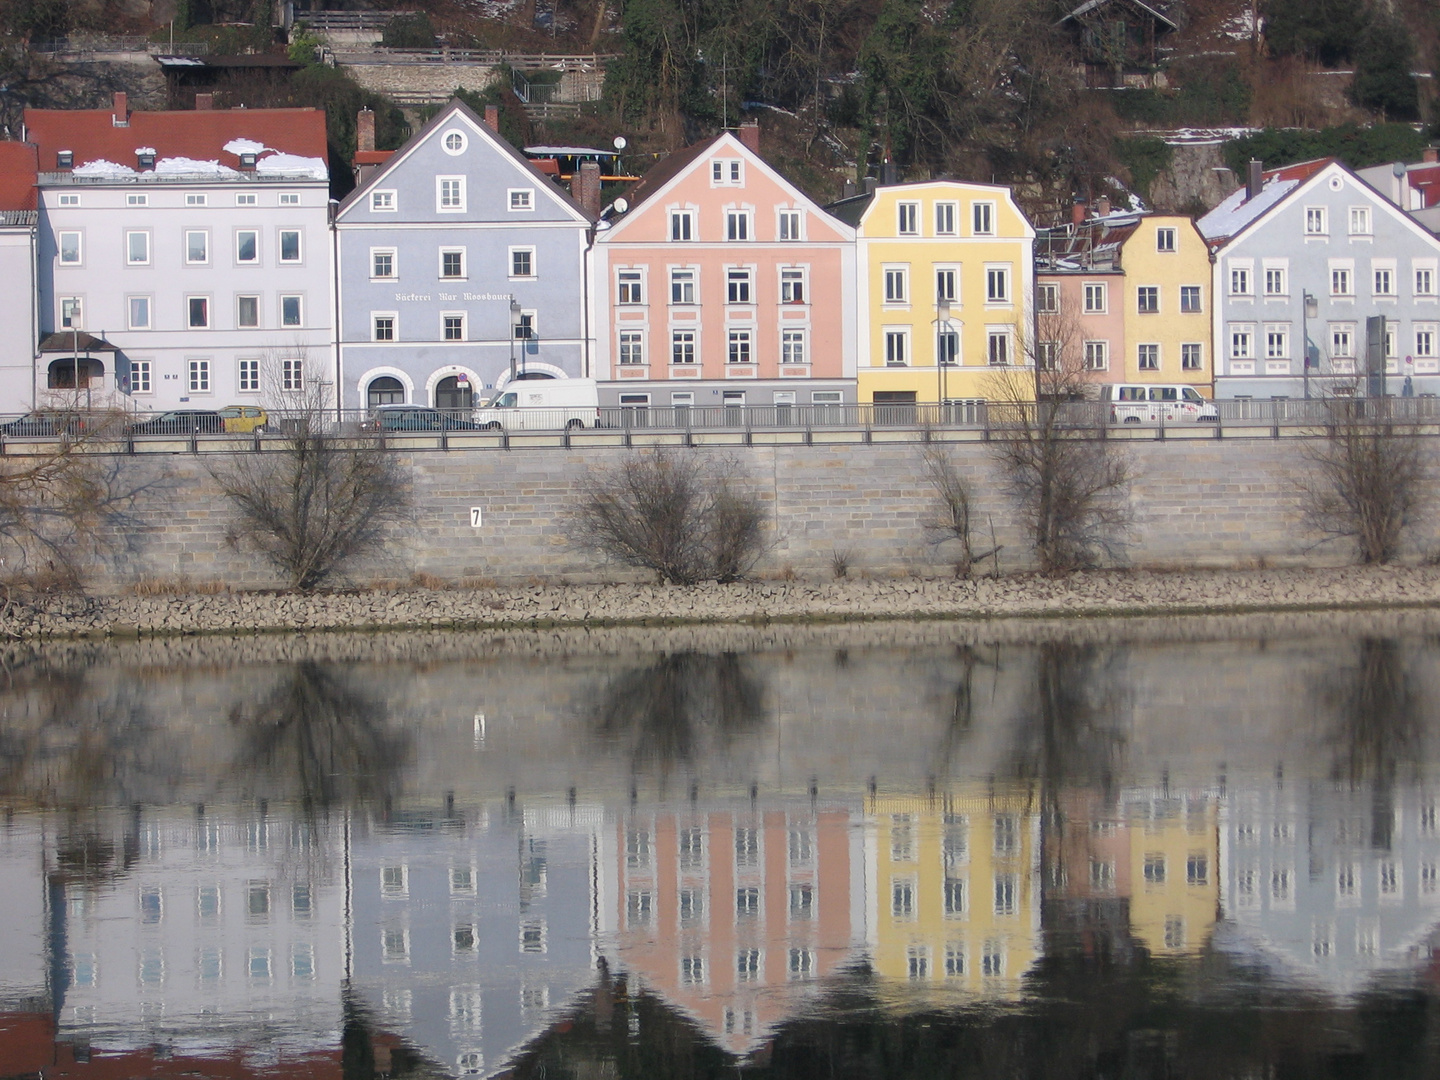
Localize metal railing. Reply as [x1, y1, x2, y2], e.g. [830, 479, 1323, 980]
[4, 398, 1440, 452]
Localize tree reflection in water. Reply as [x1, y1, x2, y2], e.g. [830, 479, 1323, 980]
[591, 652, 767, 772]
[1006, 642, 1127, 792]
[226, 662, 410, 817]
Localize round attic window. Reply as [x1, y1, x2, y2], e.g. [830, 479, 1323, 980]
[442, 130, 467, 155]
[1329, 175, 1343, 191]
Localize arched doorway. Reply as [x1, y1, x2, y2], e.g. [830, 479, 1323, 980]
[47, 357, 104, 389]
[434, 375, 474, 415]
[366, 376, 404, 407]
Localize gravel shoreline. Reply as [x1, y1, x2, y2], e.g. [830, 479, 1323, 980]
[7, 565, 1440, 640]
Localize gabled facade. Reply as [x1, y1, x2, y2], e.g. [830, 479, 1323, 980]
[0, 142, 38, 413]
[1035, 215, 1129, 387]
[831, 181, 1034, 406]
[593, 128, 856, 411]
[336, 99, 594, 413]
[1200, 159, 1440, 399]
[1118, 215, 1213, 390]
[24, 94, 331, 412]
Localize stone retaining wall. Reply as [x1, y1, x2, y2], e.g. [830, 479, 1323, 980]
[58, 435, 1394, 591]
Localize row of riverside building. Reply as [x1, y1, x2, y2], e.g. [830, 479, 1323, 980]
[2, 93, 1440, 416]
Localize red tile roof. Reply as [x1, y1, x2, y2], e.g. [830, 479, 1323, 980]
[1407, 163, 1440, 209]
[23, 99, 327, 173]
[0, 141, 37, 210]
[1266, 158, 1334, 184]
[354, 150, 394, 166]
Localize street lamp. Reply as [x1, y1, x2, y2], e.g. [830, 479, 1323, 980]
[1302, 291, 1318, 400]
[508, 296, 521, 384]
[935, 296, 952, 418]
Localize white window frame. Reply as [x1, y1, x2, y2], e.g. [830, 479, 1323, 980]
[781, 328, 807, 365]
[371, 189, 396, 212]
[236, 193, 257, 206]
[671, 330, 696, 365]
[1330, 261, 1354, 297]
[1181, 342, 1204, 370]
[986, 327, 1013, 365]
[126, 194, 147, 207]
[1036, 282, 1058, 313]
[57, 230, 82, 265]
[727, 328, 754, 365]
[1229, 264, 1252, 297]
[985, 265, 1011, 304]
[1330, 323, 1355, 358]
[186, 295, 210, 329]
[725, 209, 753, 242]
[371, 248, 396, 280]
[884, 327, 909, 366]
[1084, 340, 1109, 371]
[1373, 261, 1397, 297]
[126, 230, 150, 266]
[440, 248, 467, 280]
[58, 193, 80, 207]
[235, 229, 259, 265]
[280, 294, 303, 328]
[278, 193, 299, 206]
[1415, 262, 1438, 297]
[1180, 285, 1203, 313]
[186, 193, 207, 207]
[59, 296, 83, 329]
[280, 357, 304, 392]
[236, 294, 261, 329]
[1305, 206, 1328, 236]
[508, 188, 534, 212]
[1348, 205, 1372, 236]
[617, 268, 644, 305]
[188, 357, 211, 392]
[935, 201, 958, 236]
[1136, 284, 1160, 314]
[726, 267, 753, 305]
[670, 267, 696, 305]
[1415, 325, 1437, 358]
[897, 201, 920, 235]
[509, 247, 536, 279]
[972, 201, 995, 236]
[669, 209, 695, 241]
[130, 358, 152, 394]
[278, 229, 302, 264]
[441, 311, 466, 342]
[126, 295, 151, 330]
[441, 129, 468, 156]
[1230, 326, 1254, 359]
[935, 265, 958, 304]
[185, 229, 209, 266]
[1263, 265, 1287, 297]
[1137, 342, 1160, 370]
[777, 208, 803, 241]
[883, 265, 908, 305]
[1083, 281, 1107, 313]
[780, 266, 806, 304]
[436, 176, 466, 213]
[1265, 324, 1290, 359]
[238, 357, 260, 392]
[1156, 226, 1176, 252]
[711, 158, 743, 186]
[617, 330, 645, 366]
[373, 312, 397, 342]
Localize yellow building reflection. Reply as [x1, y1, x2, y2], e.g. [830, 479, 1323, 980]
[867, 785, 1041, 1001]
[1124, 790, 1221, 958]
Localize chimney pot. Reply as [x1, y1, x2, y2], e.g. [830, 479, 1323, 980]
[881, 161, 897, 186]
[112, 91, 128, 127]
[738, 118, 760, 154]
[1425, 146, 1439, 165]
[1071, 198, 1086, 225]
[1247, 158, 1263, 201]
[357, 107, 375, 153]
[863, 177, 878, 195]
[572, 160, 601, 218]
[1096, 194, 1111, 217]
[194, 93, 213, 111]
[484, 105, 499, 132]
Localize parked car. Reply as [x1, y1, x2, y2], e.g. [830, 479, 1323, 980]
[0, 411, 87, 437]
[1101, 384, 1218, 423]
[125, 410, 227, 436]
[474, 378, 600, 430]
[365, 405, 481, 432]
[218, 405, 270, 433]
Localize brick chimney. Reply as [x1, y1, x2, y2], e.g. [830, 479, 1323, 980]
[194, 93, 213, 110]
[1246, 158, 1263, 201]
[112, 92, 128, 127]
[1096, 194, 1110, 217]
[738, 119, 760, 154]
[357, 107, 375, 153]
[572, 160, 601, 218]
[1425, 145, 1439, 164]
[484, 105, 499, 132]
[1072, 198, 1086, 225]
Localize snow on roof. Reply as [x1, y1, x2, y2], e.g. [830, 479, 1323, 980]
[1197, 178, 1300, 242]
[223, 138, 267, 156]
[72, 159, 137, 178]
[1062, 0, 1177, 29]
[255, 152, 327, 180]
[155, 156, 240, 177]
[524, 145, 618, 157]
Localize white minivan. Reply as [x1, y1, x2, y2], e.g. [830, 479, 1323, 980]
[1101, 384, 1218, 423]
[474, 378, 601, 430]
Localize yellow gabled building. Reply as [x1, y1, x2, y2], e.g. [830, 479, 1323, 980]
[1118, 215, 1214, 392]
[865, 786, 1041, 1003]
[829, 181, 1036, 407]
[1125, 791, 1220, 957]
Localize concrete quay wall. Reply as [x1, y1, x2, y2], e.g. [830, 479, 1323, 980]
[64, 435, 1406, 590]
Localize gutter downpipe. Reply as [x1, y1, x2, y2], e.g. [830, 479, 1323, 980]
[329, 198, 341, 424]
[29, 219, 38, 411]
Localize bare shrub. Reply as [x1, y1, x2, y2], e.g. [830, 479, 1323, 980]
[1301, 399, 1427, 564]
[208, 356, 410, 591]
[830, 547, 853, 579]
[919, 445, 1000, 577]
[985, 302, 1131, 573]
[568, 449, 767, 585]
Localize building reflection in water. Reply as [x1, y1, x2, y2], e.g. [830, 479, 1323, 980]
[1, 628, 1440, 1076]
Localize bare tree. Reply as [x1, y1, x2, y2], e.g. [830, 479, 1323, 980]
[985, 302, 1131, 573]
[567, 449, 767, 585]
[919, 444, 999, 577]
[1300, 398, 1426, 564]
[208, 354, 410, 591]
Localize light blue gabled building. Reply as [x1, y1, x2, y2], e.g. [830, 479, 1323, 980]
[335, 100, 596, 412]
[1200, 158, 1440, 400]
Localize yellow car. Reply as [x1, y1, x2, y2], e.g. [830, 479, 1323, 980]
[218, 405, 270, 433]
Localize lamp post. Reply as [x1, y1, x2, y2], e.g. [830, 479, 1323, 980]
[1302, 290, 1318, 400]
[935, 296, 952, 420]
[508, 296, 521, 384]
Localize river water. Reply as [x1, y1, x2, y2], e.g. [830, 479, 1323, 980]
[5, 613, 1440, 1078]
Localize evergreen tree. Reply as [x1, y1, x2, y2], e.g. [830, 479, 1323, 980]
[1350, 12, 1419, 121]
[1263, 0, 1368, 67]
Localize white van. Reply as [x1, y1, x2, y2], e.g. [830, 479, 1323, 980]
[474, 378, 600, 430]
[1101, 384, 1218, 423]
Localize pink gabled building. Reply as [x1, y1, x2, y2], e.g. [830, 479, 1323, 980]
[593, 123, 856, 412]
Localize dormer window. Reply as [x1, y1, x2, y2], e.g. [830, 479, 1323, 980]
[56, 150, 73, 169]
[239, 152, 257, 169]
[136, 149, 156, 170]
